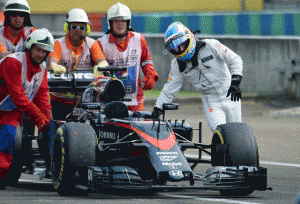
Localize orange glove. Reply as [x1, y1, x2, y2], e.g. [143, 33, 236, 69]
[41, 109, 52, 120]
[30, 108, 49, 131]
[40, 109, 52, 131]
[142, 76, 155, 90]
[35, 114, 49, 132]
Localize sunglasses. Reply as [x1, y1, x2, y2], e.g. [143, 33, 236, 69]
[10, 12, 25, 17]
[70, 25, 86, 31]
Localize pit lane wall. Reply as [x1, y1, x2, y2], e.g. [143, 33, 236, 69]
[29, 11, 300, 98]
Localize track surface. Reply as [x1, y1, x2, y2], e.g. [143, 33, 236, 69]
[1, 100, 300, 204]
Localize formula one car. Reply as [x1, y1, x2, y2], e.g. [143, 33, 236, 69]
[4, 67, 271, 196]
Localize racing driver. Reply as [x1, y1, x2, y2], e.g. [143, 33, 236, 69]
[152, 22, 243, 132]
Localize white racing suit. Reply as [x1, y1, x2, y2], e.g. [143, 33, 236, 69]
[155, 39, 243, 132]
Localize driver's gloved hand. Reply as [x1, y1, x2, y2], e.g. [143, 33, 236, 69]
[152, 107, 163, 119]
[226, 75, 242, 102]
[50, 62, 66, 75]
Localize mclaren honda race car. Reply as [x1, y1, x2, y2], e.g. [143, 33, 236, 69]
[4, 66, 271, 196]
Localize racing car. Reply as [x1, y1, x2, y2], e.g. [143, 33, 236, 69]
[4, 66, 271, 196]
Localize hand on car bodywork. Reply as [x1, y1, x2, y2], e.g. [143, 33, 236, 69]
[93, 60, 109, 78]
[51, 62, 66, 75]
[34, 113, 50, 131]
[151, 107, 163, 119]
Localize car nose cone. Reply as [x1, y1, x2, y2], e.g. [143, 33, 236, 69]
[169, 170, 184, 180]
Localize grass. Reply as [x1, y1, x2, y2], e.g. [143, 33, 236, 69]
[143, 88, 258, 99]
[143, 88, 201, 99]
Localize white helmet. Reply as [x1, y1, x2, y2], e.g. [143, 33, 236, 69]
[4, 0, 30, 13]
[26, 28, 54, 52]
[4, 0, 32, 26]
[107, 2, 131, 30]
[66, 8, 89, 23]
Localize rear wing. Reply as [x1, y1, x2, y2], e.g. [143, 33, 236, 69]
[47, 66, 128, 93]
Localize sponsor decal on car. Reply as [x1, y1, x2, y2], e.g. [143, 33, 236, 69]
[159, 156, 178, 161]
[156, 152, 178, 155]
[47, 72, 94, 80]
[99, 131, 119, 140]
[169, 170, 184, 177]
[162, 162, 182, 166]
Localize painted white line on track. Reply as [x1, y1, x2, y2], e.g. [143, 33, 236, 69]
[185, 154, 300, 168]
[19, 179, 52, 184]
[159, 193, 261, 204]
[260, 161, 300, 168]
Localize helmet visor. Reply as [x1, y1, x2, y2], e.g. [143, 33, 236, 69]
[165, 34, 189, 52]
[169, 40, 189, 56]
[35, 43, 53, 52]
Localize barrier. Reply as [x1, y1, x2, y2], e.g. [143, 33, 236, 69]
[28, 12, 300, 98]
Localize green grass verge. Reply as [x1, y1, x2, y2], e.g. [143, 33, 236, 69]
[144, 88, 258, 99]
[143, 88, 201, 99]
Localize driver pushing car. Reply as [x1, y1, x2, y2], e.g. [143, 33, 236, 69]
[152, 22, 243, 132]
[0, 28, 54, 189]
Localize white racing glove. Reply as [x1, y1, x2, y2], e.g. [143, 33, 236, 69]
[93, 60, 109, 78]
[50, 62, 66, 75]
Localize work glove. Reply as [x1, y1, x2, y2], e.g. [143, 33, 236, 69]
[41, 109, 52, 120]
[32, 112, 50, 132]
[93, 60, 109, 78]
[50, 62, 66, 75]
[40, 109, 52, 132]
[151, 107, 163, 119]
[142, 76, 156, 90]
[28, 105, 50, 132]
[226, 75, 242, 102]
